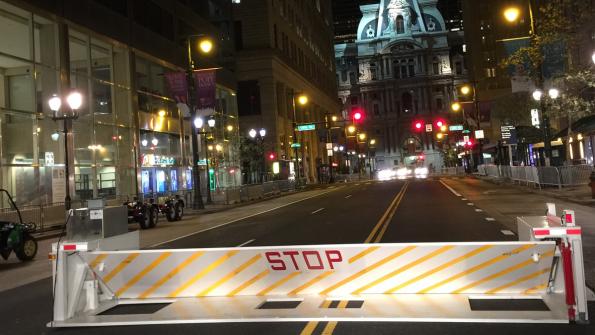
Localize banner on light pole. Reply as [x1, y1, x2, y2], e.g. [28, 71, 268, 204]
[195, 70, 217, 114]
[164, 72, 188, 103]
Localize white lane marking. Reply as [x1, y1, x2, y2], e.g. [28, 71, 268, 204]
[467, 203, 474, 206]
[439, 179, 462, 197]
[475, 209, 483, 212]
[151, 188, 339, 247]
[329, 186, 336, 189]
[355, 183, 360, 186]
[501, 230, 515, 236]
[237, 239, 255, 247]
[365, 182, 371, 185]
[311, 208, 325, 214]
[486, 217, 496, 221]
[345, 195, 352, 199]
[461, 198, 467, 201]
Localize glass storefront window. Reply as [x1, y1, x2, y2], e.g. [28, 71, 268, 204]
[0, 2, 32, 61]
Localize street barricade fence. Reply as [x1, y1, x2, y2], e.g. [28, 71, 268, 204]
[477, 164, 593, 189]
[49, 204, 588, 327]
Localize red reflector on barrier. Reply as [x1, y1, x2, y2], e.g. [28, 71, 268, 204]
[534, 230, 550, 236]
[63, 244, 76, 251]
[566, 229, 581, 235]
[565, 214, 573, 224]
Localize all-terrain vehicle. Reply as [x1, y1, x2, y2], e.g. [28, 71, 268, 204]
[161, 194, 185, 222]
[123, 197, 159, 229]
[0, 189, 38, 261]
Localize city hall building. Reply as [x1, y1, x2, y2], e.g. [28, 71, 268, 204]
[335, 0, 468, 170]
[0, 0, 241, 206]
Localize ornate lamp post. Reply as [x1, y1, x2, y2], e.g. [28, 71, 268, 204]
[48, 92, 83, 210]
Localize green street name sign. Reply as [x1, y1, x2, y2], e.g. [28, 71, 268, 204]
[449, 125, 464, 131]
[291, 143, 301, 148]
[297, 124, 316, 131]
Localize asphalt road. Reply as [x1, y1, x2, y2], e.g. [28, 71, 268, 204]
[1, 178, 592, 335]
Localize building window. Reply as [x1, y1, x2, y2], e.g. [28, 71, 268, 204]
[349, 72, 356, 84]
[402, 92, 413, 113]
[273, 24, 278, 49]
[234, 21, 243, 50]
[455, 61, 463, 75]
[237, 80, 261, 115]
[436, 98, 443, 110]
[433, 57, 440, 75]
[396, 15, 405, 34]
[373, 104, 380, 116]
[350, 96, 358, 105]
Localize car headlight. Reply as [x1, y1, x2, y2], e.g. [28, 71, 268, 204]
[415, 167, 428, 175]
[396, 168, 408, 176]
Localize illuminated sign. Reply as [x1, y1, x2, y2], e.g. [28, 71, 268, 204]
[297, 124, 316, 131]
[449, 125, 464, 131]
[141, 154, 176, 167]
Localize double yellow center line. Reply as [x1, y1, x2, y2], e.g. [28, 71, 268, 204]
[364, 181, 409, 244]
[300, 181, 410, 335]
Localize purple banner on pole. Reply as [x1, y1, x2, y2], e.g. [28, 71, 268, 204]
[164, 72, 188, 103]
[194, 70, 216, 113]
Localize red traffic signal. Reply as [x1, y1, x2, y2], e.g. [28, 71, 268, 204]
[268, 153, 276, 160]
[353, 111, 363, 122]
[435, 119, 445, 128]
[414, 121, 423, 131]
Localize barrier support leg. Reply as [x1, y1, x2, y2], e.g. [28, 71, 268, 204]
[570, 238, 589, 323]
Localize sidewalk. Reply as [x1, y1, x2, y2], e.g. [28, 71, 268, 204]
[0, 185, 344, 293]
[474, 174, 595, 207]
[442, 176, 595, 290]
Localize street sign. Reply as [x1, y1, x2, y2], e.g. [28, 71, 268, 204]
[290, 143, 301, 148]
[463, 135, 470, 143]
[501, 125, 518, 145]
[449, 125, 463, 131]
[297, 124, 316, 131]
[475, 130, 485, 139]
[531, 109, 540, 128]
[327, 149, 333, 157]
[425, 124, 433, 132]
[326, 143, 333, 150]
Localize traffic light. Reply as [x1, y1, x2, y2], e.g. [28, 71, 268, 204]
[435, 119, 445, 128]
[352, 108, 364, 122]
[414, 120, 423, 131]
[268, 152, 276, 160]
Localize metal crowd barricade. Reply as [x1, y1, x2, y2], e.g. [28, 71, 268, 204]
[535, 166, 561, 189]
[559, 165, 594, 186]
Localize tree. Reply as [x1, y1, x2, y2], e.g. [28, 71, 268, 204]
[491, 92, 534, 126]
[501, 0, 595, 120]
[239, 137, 264, 184]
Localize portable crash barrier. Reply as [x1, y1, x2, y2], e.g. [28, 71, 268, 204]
[48, 204, 589, 327]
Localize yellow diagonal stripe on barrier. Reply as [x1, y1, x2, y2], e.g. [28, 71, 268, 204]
[103, 253, 140, 283]
[138, 251, 204, 299]
[353, 246, 454, 295]
[115, 252, 172, 297]
[523, 283, 548, 294]
[322, 321, 338, 334]
[227, 270, 270, 297]
[348, 246, 380, 263]
[169, 250, 239, 298]
[289, 271, 334, 296]
[319, 246, 416, 295]
[417, 244, 535, 294]
[257, 271, 301, 296]
[198, 254, 262, 296]
[337, 300, 349, 308]
[452, 250, 554, 294]
[299, 321, 319, 335]
[385, 245, 493, 293]
[89, 254, 108, 269]
[320, 300, 332, 308]
[486, 268, 551, 294]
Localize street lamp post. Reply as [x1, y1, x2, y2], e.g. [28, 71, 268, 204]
[186, 35, 214, 209]
[48, 92, 82, 210]
[248, 128, 266, 183]
[291, 94, 308, 183]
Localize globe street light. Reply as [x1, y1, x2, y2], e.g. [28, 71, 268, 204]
[460, 85, 471, 96]
[503, 7, 521, 23]
[532, 89, 543, 101]
[249, 128, 257, 138]
[194, 117, 204, 129]
[207, 118, 216, 128]
[548, 88, 559, 100]
[297, 94, 308, 106]
[451, 102, 462, 112]
[592, 51, 595, 65]
[198, 38, 214, 54]
[259, 128, 266, 137]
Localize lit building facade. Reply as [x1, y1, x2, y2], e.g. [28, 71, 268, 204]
[335, 0, 468, 170]
[233, 0, 340, 183]
[0, 0, 240, 205]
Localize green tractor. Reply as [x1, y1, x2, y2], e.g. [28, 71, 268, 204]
[0, 189, 38, 261]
